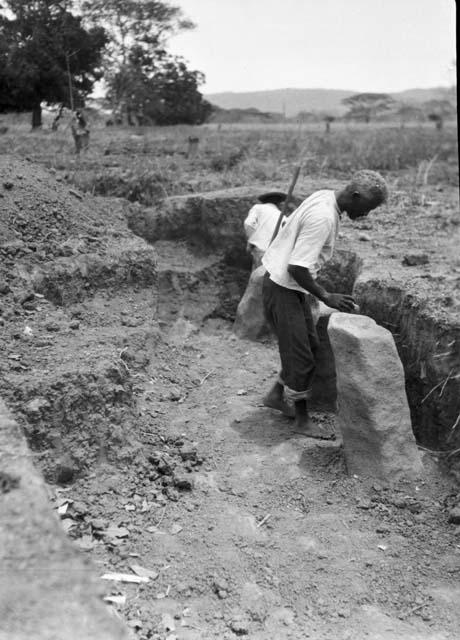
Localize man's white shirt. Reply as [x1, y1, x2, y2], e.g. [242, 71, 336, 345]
[262, 190, 340, 292]
[244, 203, 284, 253]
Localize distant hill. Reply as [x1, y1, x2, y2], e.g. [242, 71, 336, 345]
[394, 87, 455, 104]
[205, 87, 455, 117]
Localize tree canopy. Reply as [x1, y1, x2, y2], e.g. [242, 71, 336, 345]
[422, 99, 455, 130]
[342, 92, 396, 123]
[107, 44, 212, 125]
[0, 0, 107, 127]
[81, 0, 210, 125]
[82, 0, 194, 62]
[0, 0, 214, 127]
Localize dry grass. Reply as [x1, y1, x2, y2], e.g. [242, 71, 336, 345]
[0, 113, 457, 207]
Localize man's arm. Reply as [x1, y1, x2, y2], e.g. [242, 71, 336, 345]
[287, 264, 355, 312]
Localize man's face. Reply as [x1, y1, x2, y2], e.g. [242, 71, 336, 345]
[346, 192, 379, 220]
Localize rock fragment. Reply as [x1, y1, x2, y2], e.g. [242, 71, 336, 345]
[328, 313, 423, 482]
[402, 254, 430, 266]
[448, 507, 460, 524]
[0, 281, 11, 294]
[228, 614, 250, 635]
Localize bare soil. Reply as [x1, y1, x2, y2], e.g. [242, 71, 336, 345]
[51, 315, 460, 639]
[1, 154, 460, 639]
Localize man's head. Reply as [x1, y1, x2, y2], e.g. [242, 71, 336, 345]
[337, 170, 388, 220]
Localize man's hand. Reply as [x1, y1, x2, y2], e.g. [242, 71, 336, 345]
[287, 265, 357, 313]
[324, 293, 356, 312]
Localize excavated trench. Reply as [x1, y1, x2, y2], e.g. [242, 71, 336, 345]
[3, 185, 458, 485]
[126, 190, 460, 465]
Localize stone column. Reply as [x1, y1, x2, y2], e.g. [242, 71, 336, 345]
[328, 313, 423, 482]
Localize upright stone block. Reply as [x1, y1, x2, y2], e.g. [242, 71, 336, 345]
[328, 313, 423, 482]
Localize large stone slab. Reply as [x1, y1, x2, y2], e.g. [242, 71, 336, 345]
[328, 313, 423, 482]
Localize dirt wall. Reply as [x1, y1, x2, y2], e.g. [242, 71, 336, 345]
[0, 400, 129, 640]
[355, 275, 460, 454]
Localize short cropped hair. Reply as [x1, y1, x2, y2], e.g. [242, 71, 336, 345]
[348, 170, 388, 205]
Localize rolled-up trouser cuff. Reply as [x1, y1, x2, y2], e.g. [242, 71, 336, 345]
[284, 385, 310, 402]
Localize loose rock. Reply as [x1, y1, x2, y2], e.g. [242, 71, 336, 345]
[448, 507, 460, 524]
[402, 254, 430, 266]
[228, 614, 250, 636]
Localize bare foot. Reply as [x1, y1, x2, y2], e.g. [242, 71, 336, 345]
[263, 393, 295, 418]
[293, 417, 335, 440]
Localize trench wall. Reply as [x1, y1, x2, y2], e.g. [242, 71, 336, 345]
[355, 276, 460, 452]
[127, 188, 304, 269]
[0, 400, 128, 640]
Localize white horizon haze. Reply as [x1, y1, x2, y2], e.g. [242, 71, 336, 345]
[170, 0, 457, 95]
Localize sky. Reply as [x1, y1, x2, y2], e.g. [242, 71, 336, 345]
[170, 0, 457, 95]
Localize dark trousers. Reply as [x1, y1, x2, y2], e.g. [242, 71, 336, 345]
[262, 273, 319, 398]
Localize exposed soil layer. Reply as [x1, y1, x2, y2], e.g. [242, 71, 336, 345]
[0, 157, 157, 482]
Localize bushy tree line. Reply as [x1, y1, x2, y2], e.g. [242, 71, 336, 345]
[294, 93, 456, 131]
[0, 0, 212, 127]
[340, 93, 456, 129]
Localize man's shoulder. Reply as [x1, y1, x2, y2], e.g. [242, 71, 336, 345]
[298, 190, 337, 219]
[301, 189, 335, 206]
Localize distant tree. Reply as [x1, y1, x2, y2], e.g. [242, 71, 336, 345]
[108, 45, 212, 125]
[82, 0, 199, 124]
[82, 0, 194, 62]
[143, 57, 213, 125]
[342, 92, 396, 123]
[394, 103, 424, 127]
[0, 0, 107, 128]
[422, 99, 455, 130]
[323, 114, 335, 133]
[295, 111, 319, 124]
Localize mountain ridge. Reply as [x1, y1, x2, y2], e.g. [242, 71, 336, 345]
[205, 87, 454, 117]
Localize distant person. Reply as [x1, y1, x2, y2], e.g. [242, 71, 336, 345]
[244, 191, 288, 269]
[71, 110, 90, 154]
[262, 170, 389, 437]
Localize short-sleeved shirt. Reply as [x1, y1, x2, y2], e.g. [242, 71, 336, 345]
[244, 203, 284, 253]
[262, 190, 340, 291]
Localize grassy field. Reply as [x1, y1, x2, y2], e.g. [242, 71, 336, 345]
[0, 113, 458, 207]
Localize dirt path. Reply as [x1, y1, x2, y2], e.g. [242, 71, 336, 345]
[58, 315, 460, 640]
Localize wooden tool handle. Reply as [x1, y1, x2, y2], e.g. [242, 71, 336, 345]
[269, 164, 301, 245]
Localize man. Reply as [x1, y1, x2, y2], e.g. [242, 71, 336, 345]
[262, 170, 388, 437]
[233, 191, 292, 339]
[70, 110, 90, 155]
[244, 191, 288, 269]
